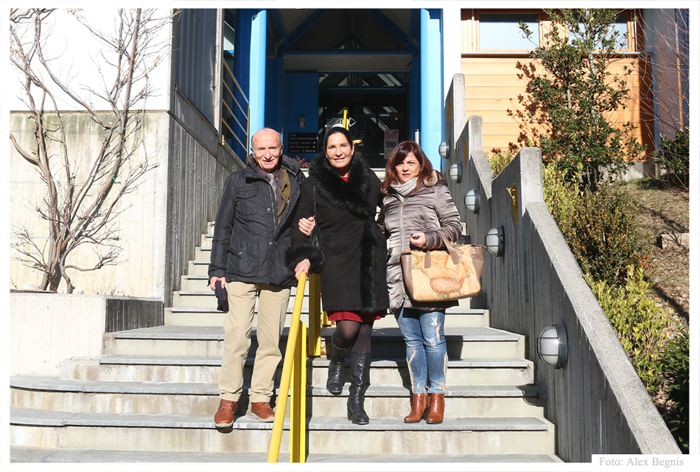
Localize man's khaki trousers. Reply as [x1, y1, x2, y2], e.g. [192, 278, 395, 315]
[219, 281, 290, 403]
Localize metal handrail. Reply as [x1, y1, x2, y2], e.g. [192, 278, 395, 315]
[267, 272, 328, 462]
[221, 59, 249, 157]
[267, 273, 308, 463]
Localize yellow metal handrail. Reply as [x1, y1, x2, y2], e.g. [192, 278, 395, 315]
[267, 273, 308, 463]
[267, 267, 330, 462]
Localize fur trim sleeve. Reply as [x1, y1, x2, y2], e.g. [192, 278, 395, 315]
[285, 244, 325, 274]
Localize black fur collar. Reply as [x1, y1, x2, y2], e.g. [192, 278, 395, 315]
[308, 153, 375, 220]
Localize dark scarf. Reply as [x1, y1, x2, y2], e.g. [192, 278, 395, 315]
[309, 153, 381, 312]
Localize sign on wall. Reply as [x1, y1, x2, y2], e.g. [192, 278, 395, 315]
[384, 130, 399, 158]
[288, 133, 318, 154]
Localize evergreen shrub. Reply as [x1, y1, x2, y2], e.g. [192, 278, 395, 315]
[585, 267, 673, 395]
[488, 149, 515, 176]
[543, 166, 645, 286]
[662, 332, 689, 453]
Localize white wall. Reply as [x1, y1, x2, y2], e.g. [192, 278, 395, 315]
[10, 293, 107, 376]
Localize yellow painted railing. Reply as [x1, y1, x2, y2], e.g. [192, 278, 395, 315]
[267, 272, 328, 462]
[307, 273, 326, 357]
[268, 273, 307, 463]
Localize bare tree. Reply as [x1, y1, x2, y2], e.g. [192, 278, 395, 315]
[9, 8, 173, 293]
[635, 9, 689, 189]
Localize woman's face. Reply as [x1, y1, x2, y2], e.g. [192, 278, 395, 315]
[396, 152, 421, 183]
[325, 133, 354, 175]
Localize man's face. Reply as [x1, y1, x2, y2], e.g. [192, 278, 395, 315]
[252, 130, 282, 172]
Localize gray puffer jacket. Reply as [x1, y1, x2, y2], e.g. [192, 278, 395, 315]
[377, 170, 463, 313]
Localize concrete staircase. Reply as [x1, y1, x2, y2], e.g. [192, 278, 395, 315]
[10, 221, 562, 463]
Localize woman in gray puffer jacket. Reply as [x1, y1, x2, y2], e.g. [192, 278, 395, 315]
[377, 140, 462, 425]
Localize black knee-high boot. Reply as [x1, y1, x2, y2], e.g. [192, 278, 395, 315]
[326, 340, 348, 395]
[347, 351, 371, 425]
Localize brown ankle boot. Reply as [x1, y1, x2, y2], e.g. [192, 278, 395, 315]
[404, 393, 429, 423]
[426, 393, 445, 424]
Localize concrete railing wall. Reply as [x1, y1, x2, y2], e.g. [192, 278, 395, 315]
[163, 87, 245, 305]
[446, 75, 680, 459]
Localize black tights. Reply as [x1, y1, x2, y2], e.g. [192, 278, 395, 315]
[332, 320, 374, 353]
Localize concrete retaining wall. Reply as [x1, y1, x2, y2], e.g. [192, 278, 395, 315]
[10, 292, 163, 376]
[9, 111, 171, 299]
[447, 74, 680, 459]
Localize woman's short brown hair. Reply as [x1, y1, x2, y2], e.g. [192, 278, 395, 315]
[382, 140, 434, 194]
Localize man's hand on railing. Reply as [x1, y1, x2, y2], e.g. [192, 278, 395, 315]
[294, 259, 310, 280]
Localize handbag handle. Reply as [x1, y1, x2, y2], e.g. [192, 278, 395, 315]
[422, 229, 460, 268]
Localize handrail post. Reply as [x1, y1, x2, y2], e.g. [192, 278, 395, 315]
[290, 321, 307, 462]
[267, 274, 307, 463]
[245, 102, 250, 159]
[308, 273, 321, 356]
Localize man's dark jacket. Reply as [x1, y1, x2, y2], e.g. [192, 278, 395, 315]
[208, 155, 305, 288]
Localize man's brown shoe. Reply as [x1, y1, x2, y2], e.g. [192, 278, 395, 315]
[214, 399, 236, 427]
[251, 402, 275, 422]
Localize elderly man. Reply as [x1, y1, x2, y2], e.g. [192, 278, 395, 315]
[209, 128, 306, 426]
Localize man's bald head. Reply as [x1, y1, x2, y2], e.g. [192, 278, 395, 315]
[251, 128, 283, 172]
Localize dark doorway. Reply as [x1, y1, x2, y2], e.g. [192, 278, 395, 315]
[318, 73, 408, 168]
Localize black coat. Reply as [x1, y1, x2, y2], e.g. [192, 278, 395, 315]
[286, 153, 389, 314]
[208, 155, 305, 288]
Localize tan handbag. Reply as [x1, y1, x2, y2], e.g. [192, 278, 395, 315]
[400, 231, 485, 302]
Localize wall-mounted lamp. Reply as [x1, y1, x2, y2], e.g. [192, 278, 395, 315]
[449, 162, 462, 183]
[464, 188, 480, 214]
[485, 226, 504, 256]
[438, 141, 450, 159]
[537, 323, 568, 369]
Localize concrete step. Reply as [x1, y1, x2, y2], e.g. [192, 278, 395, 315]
[11, 376, 544, 418]
[179, 275, 315, 294]
[10, 445, 563, 463]
[187, 260, 212, 276]
[173, 290, 317, 311]
[10, 407, 556, 455]
[164, 307, 317, 327]
[164, 306, 488, 329]
[311, 357, 534, 387]
[195, 246, 211, 261]
[58, 356, 533, 387]
[102, 326, 525, 360]
[179, 274, 211, 292]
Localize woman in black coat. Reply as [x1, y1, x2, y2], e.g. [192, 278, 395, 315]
[286, 126, 389, 425]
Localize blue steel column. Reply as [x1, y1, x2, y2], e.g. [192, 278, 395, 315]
[420, 9, 443, 169]
[249, 10, 267, 143]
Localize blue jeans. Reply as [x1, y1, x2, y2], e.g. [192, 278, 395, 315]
[395, 308, 447, 394]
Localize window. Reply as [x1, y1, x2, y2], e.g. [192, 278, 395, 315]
[478, 13, 539, 51]
[572, 12, 631, 50]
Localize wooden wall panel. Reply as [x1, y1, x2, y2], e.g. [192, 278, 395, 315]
[461, 55, 652, 156]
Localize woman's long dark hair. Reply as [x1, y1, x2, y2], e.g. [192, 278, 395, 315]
[382, 140, 433, 194]
[322, 126, 354, 152]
